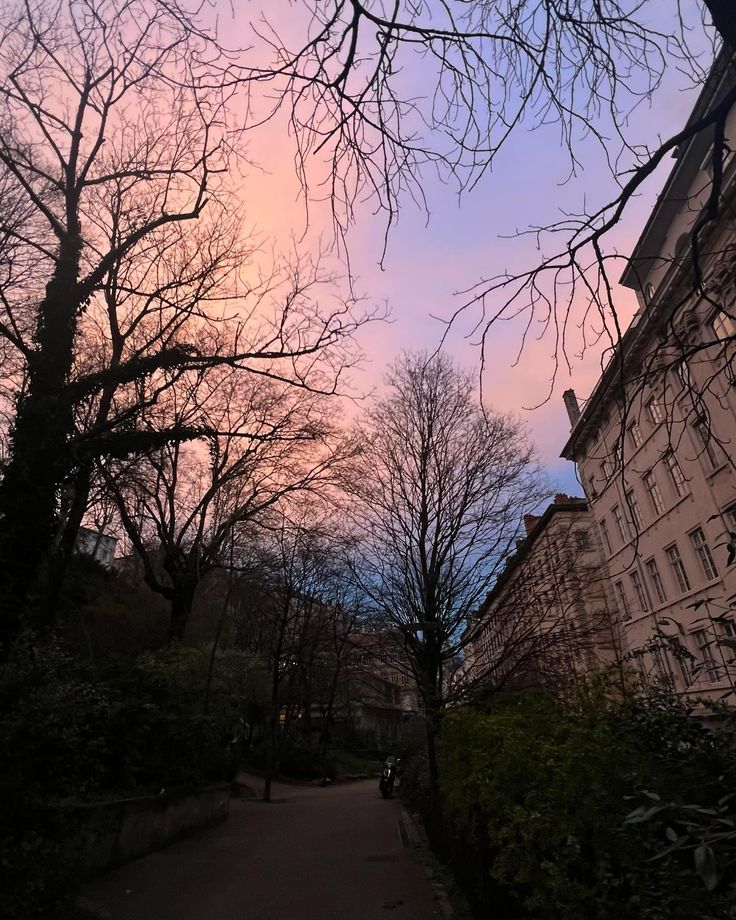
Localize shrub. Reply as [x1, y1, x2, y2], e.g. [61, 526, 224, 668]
[439, 686, 736, 920]
[0, 639, 268, 918]
[0, 640, 109, 919]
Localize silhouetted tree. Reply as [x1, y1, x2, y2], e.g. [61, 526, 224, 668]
[346, 350, 546, 841]
[0, 1, 372, 648]
[99, 366, 355, 643]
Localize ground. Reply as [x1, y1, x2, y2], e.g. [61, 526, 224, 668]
[81, 777, 446, 920]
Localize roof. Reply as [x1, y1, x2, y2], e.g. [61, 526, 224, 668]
[476, 498, 588, 616]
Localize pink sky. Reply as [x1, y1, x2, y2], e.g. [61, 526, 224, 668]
[222, 3, 711, 496]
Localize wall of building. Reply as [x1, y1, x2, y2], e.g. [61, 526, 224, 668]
[564, 64, 736, 699]
[465, 498, 621, 692]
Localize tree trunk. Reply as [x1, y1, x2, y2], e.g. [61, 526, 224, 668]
[420, 650, 444, 852]
[263, 707, 277, 804]
[424, 700, 444, 851]
[263, 690, 281, 803]
[168, 576, 198, 644]
[42, 462, 94, 630]
[263, 625, 286, 803]
[0, 232, 82, 649]
[204, 569, 234, 715]
[319, 656, 344, 783]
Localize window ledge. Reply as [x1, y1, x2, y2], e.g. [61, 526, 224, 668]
[620, 580, 725, 628]
[706, 461, 730, 481]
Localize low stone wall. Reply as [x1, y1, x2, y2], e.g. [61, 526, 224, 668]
[75, 783, 230, 878]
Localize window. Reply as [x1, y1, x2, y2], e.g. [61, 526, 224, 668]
[646, 398, 664, 425]
[664, 452, 687, 498]
[675, 360, 692, 390]
[725, 504, 736, 532]
[645, 558, 667, 605]
[575, 530, 590, 552]
[612, 505, 629, 542]
[666, 543, 691, 593]
[629, 570, 649, 613]
[651, 644, 670, 680]
[614, 581, 631, 622]
[626, 490, 644, 530]
[676, 641, 694, 688]
[642, 471, 664, 515]
[599, 520, 612, 555]
[587, 475, 597, 500]
[693, 628, 723, 682]
[601, 458, 615, 479]
[711, 310, 736, 341]
[717, 620, 736, 668]
[628, 422, 643, 450]
[693, 419, 720, 470]
[690, 527, 718, 581]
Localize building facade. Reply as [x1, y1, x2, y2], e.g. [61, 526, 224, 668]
[561, 53, 736, 699]
[74, 525, 117, 569]
[339, 630, 421, 749]
[463, 495, 622, 692]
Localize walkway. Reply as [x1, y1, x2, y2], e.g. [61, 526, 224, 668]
[81, 778, 445, 920]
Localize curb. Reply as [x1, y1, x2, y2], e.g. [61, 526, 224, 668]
[76, 896, 115, 920]
[399, 807, 455, 919]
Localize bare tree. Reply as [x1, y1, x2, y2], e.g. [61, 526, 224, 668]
[254, 4, 736, 444]
[0, 0, 238, 641]
[99, 364, 354, 644]
[236, 505, 360, 801]
[0, 0, 375, 648]
[345, 350, 546, 838]
[3, 0, 729, 650]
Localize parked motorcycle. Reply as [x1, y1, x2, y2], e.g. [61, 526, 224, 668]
[379, 756, 399, 799]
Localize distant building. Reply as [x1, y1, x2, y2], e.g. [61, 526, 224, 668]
[74, 526, 117, 569]
[341, 630, 421, 749]
[561, 52, 736, 699]
[463, 495, 621, 692]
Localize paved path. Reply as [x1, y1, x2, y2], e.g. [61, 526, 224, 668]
[82, 779, 444, 920]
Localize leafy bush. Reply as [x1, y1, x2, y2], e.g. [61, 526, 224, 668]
[439, 686, 736, 920]
[0, 639, 268, 918]
[0, 640, 108, 919]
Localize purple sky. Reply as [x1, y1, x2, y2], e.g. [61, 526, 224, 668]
[227, 2, 713, 497]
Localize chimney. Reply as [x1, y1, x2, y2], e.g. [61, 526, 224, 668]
[563, 389, 580, 426]
[554, 493, 570, 504]
[523, 514, 539, 535]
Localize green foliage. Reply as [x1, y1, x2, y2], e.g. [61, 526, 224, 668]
[439, 686, 736, 920]
[0, 640, 105, 918]
[329, 749, 382, 778]
[0, 638, 269, 919]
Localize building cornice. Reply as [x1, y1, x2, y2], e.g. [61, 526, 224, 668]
[620, 50, 735, 291]
[561, 53, 736, 462]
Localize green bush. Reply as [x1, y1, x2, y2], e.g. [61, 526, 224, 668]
[439, 686, 736, 920]
[0, 639, 268, 918]
[0, 640, 108, 919]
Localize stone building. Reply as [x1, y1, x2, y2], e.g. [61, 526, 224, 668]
[560, 52, 736, 699]
[74, 525, 117, 569]
[463, 495, 622, 692]
[339, 630, 421, 750]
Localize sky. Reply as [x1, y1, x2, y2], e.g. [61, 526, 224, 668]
[220, 2, 714, 498]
